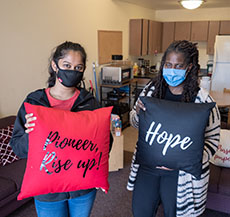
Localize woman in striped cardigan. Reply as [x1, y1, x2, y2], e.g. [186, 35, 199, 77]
[127, 40, 220, 217]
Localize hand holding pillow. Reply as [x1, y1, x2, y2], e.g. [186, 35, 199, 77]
[18, 103, 112, 200]
[136, 97, 215, 179]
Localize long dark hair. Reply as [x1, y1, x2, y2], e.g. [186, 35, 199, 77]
[47, 41, 87, 87]
[146, 40, 200, 102]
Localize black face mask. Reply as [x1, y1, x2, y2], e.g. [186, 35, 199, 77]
[55, 63, 83, 87]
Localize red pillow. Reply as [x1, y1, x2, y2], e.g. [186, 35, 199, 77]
[18, 103, 112, 200]
[0, 125, 19, 166]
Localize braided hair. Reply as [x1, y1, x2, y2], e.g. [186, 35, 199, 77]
[146, 40, 200, 102]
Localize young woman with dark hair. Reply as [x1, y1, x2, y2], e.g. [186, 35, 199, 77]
[10, 41, 112, 217]
[47, 42, 87, 88]
[127, 40, 220, 217]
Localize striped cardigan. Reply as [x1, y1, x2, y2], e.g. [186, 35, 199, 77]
[127, 83, 221, 217]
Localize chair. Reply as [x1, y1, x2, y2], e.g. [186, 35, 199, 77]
[224, 88, 230, 93]
[206, 128, 230, 214]
[219, 88, 230, 128]
[224, 89, 230, 127]
[207, 162, 230, 214]
[227, 109, 230, 128]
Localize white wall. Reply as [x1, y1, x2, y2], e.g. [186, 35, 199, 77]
[0, 0, 156, 117]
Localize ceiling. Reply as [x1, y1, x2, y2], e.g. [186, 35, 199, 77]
[114, 0, 230, 10]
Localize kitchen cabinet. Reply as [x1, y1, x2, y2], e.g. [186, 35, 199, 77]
[162, 22, 175, 52]
[174, 22, 191, 41]
[129, 18, 230, 57]
[129, 19, 149, 56]
[98, 30, 122, 64]
[207, 21, 220, 55]
[142, 19, 149, 56]
[219, 21, 230, 35]
[191, 21, 209, 41]
[148, 20, 162, 54]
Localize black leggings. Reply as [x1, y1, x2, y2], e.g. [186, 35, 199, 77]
[132, 166, 179, 217]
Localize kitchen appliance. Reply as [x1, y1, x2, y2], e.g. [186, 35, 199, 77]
[101, 65, 132, 85]
[156, 61, 161, 71]
[138, 58, 144, 68]
[105, 102, 130, 129]
[211, 35, 230, 91]
[207, 60, 213, 77]
[200, 76, 211, 92]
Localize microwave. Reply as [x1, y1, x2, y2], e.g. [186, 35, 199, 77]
[101, 65, 132, 85]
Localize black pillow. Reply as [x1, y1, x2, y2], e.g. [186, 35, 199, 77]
[136, 96, 215, 179]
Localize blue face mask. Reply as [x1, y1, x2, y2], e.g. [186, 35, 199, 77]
[163, 68, 187, 87]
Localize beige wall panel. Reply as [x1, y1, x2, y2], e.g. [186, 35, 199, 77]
[0, 0, 156, 117]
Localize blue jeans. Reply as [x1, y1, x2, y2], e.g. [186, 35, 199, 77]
[34, 190, 97, 217]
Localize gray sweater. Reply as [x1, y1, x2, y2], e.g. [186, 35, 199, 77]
[127, 83, 220, 217]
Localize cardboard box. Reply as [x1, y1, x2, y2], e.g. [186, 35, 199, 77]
[109, 134, 124, 171]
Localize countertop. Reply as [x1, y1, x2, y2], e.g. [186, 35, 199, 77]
[134, 70, 208, 79]
[134, 71, 159, 79]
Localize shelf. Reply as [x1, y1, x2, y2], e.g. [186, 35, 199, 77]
[100, 80, 137, 131]
[100, 79, 137, 88]
[99, 79, 137, 107]
[101, 98, 126, 102]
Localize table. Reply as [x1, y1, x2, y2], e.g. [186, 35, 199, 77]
[134, 72, 158, 87]
[109, 135, 124, 172]
[210, 90, 230, 126]
[134, 71, 158, 80]
[210, 90, 230, 107]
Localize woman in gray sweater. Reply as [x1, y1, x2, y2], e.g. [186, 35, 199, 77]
[127, 40, 220, 217]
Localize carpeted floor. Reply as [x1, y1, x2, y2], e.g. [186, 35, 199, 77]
[7, 152, 230, 217]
